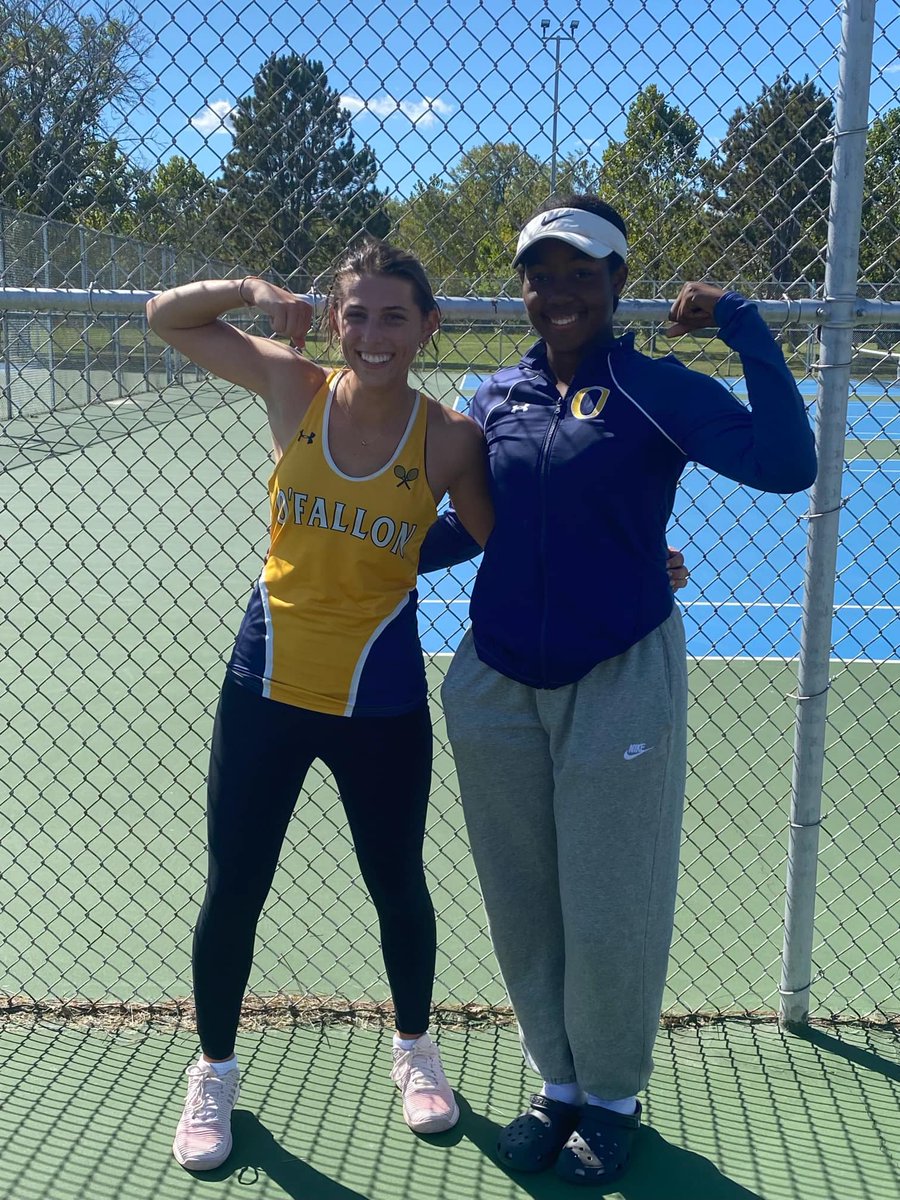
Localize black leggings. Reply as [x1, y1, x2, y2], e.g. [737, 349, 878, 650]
[193, 674, 436, 1058]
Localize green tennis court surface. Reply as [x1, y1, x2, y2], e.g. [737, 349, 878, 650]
[2, 380, 899, 1198]
[2, 380, 897, 1015]
[0, 1019, 897, 1199]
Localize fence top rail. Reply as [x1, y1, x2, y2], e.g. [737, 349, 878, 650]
[2, 287, 900, 326]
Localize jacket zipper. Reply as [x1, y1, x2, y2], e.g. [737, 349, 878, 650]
[538, 389, 566, 684]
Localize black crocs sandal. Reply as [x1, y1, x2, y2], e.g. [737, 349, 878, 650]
[554, 1100, 642, 1186]
[496, 1094, 583, 1173]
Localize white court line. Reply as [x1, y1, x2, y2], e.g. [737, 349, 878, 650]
[419, 598, 900, 613]
[685, 462, 900, 479]
[680, 600, 899, 613]
[425, 651, 900, 664]
[846, 463, 900, 475]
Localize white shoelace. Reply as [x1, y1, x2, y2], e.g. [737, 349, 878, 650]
[187, 1069, 236, 1122]
[403, 1050, 440, 1090]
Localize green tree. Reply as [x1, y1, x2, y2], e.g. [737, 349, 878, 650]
[596, 86, 703, 290]
[216, 54, 388, 283]
[0, 0, 147, 223]
[703, 75, 833, 285]
[74, 138, 145, 231]
[131, 156, 222, 254]
[860, 107, 900, 289]
[389, 179, 464, 285]
[391, 143, 549, 291]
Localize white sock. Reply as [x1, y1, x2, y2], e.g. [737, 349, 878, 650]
[393, 1033, 424, 1051]
[585, 1092, 638, 1115]
[541, 1081, 585, 1106]
[202, 1054, 238, 1076]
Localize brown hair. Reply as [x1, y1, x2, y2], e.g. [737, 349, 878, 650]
[329, 239, 441, 326]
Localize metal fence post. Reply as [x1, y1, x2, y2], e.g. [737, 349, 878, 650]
[2, 311, 10, 420]
[79, 226, 91, 406]
[41, 221, 58, 411]
[140, 245, 151, 388]
[779, 0, 877, 1030]
[0, 208, 9, 419]
[111, 235, 124, 398]
[163, 246, 175, 386]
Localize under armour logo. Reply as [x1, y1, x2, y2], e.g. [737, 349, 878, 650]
[394, 465, 419, 489]
[511, 403, 530, 412]
[540, 211, 566, 226]
[298, 430, 315, 444]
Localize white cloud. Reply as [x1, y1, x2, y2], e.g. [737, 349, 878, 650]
[191, 100, 235, 135]
[884, 62, 900, 74]
[341, 94, 453, 127]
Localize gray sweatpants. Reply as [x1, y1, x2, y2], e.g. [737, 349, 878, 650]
[442, 609, 688, 1101]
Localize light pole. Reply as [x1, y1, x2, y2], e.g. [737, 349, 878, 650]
[540, 18, 579, 196]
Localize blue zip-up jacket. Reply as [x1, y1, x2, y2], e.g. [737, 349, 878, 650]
[419, 292, 817, 688]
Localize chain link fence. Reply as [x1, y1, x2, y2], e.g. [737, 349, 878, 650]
[1, 0, 899, 1030]
[0, 205, 254, 415]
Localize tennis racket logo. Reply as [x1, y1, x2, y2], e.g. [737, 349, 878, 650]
[394, 465, 419, 489]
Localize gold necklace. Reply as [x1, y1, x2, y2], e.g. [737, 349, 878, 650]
[337, 374, 414, 446]
[338, 374, 369, 446]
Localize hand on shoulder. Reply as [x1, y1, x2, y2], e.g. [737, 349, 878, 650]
[665, 282, 727, 337]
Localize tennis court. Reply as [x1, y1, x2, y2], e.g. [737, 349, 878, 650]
[427, 372, 900, 662]
[1, 376, 898, 1198]
[4, 0, 900, 1191]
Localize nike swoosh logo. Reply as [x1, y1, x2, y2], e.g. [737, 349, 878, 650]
[623, 746, 652, 761]
[540, 212, 566, 226]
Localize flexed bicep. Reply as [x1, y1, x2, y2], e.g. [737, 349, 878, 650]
[146, 277, 314, 399]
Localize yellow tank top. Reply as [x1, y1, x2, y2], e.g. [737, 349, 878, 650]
[228, 368, 438, 716]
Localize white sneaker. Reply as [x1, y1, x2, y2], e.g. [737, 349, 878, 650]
[172, 1059, 240, 1171]
[391, 1033, 459, 1134]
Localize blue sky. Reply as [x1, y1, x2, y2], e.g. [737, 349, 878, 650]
[122, 0, 900, 195]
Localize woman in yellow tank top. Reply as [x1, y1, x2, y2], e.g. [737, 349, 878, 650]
[147, 241, 493, 1171]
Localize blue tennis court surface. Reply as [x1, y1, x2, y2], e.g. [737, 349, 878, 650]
[423, 374, 900, 662]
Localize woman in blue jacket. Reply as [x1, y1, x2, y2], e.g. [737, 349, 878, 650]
[419, 194, 816, 1187]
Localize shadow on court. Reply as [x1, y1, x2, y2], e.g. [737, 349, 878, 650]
[452, 1094, 763, 1200]
[798, 1024, 900, 1084]
[200, 1111, 370, 1198]
[0, 1021, 898, 1199]
[188, 1095, 763, 1200]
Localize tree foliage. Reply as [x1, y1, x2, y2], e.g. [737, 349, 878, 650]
[391, 143, 549, 290]
[215, 54, 389, 283]
[860, 107, 900, 286]
[0, 0, 147, 221]
[2, 6, 899, 299]
[596, 86, 703, 289]
[130, 157, 222, 254]
[702, 75, 833, 284]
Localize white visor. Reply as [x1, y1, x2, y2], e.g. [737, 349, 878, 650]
[513, 208, 629, 267]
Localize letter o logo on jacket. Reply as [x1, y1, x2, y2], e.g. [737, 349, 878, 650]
[571, 387, 610, 420]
